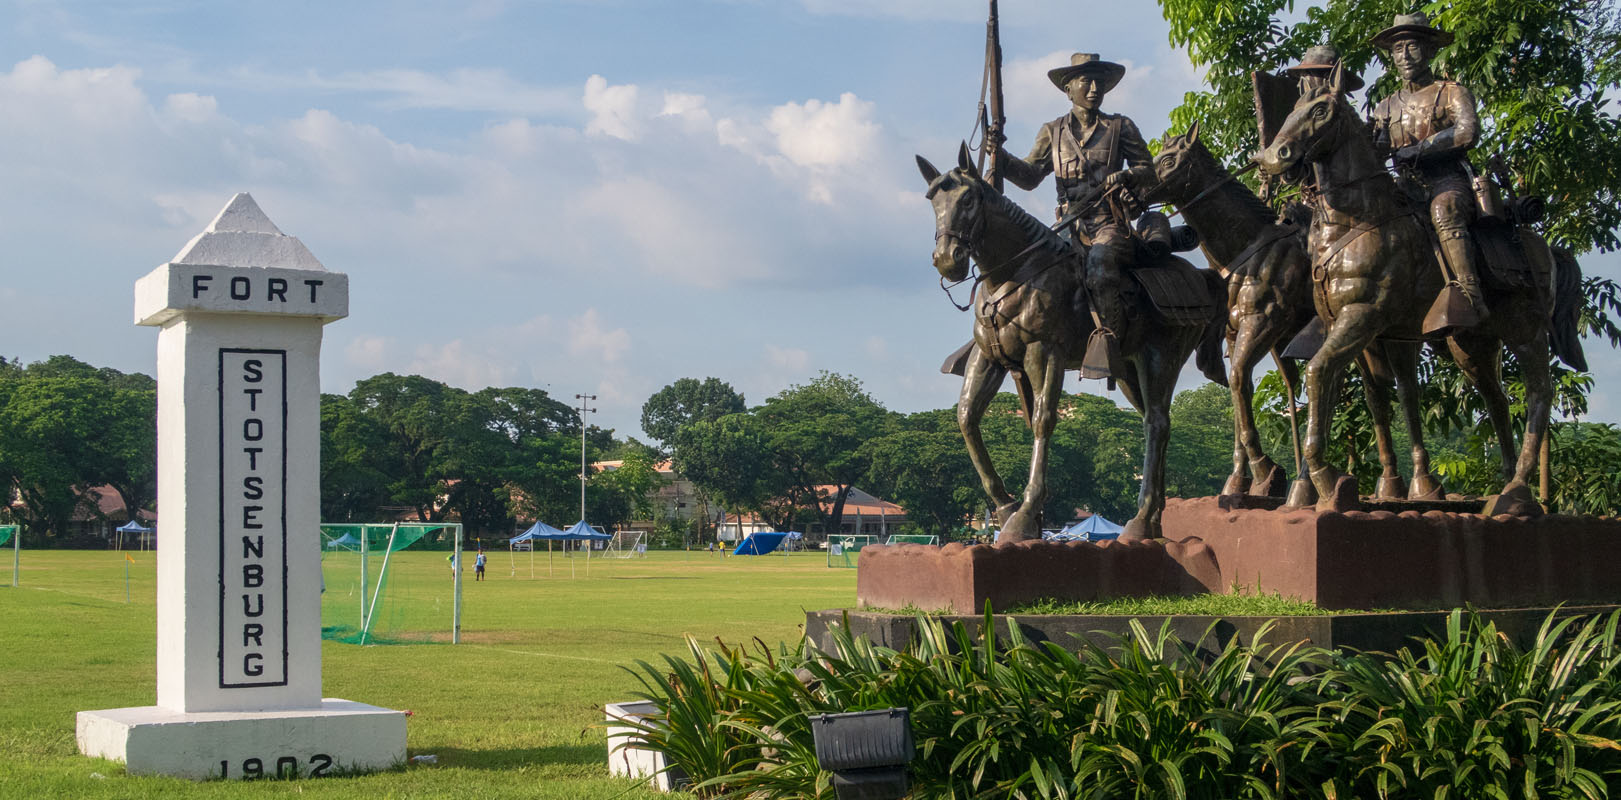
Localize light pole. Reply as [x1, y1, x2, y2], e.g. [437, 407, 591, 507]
[575, 394, 597, 528]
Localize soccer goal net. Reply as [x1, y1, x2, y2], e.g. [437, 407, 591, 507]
[826, 534, 880, 568]
[1, 525, 17, 588]
[885, 534, 939, 546]
[320, 522, 463, 645]
[602, 531, 647, 559]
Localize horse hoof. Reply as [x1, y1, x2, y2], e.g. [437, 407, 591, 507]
[1284, 478, 1317, 508]
[1483, 482, 1543, 517]
[1316, 475, 1360, 513]
[996, 511, 1042, 543]
[1119, 518, 1161, 542]
[1221, 471, 1250, 497]
[1374, 475, 1408, 502]
[1250, 462, 1289, 498]
[1409, 474, 1445, 501]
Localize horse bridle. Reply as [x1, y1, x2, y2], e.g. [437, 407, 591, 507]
[936, 182, 1069, 312]
[1163, 157, 1260, 219]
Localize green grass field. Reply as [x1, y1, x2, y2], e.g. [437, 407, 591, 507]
[0, 547, 853, 799]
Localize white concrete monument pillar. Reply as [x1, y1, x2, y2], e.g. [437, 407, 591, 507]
[77, 194, 406, 779]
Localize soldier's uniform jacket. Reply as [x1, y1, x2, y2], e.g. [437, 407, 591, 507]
[1369, 79, 1479, 184]
[1002, 110, 1152, 228]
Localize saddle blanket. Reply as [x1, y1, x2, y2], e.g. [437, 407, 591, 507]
[1474, 219, 1549, 291]
[1130, 264, 1217, 326]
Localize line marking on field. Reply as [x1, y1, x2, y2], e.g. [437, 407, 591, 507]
[476, 646, 618, 664]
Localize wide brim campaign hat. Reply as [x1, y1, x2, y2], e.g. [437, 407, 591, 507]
[1371, 12, 1455, 49]
[1048, 53, 1126, 92]
[1282, 44, 1366, 92]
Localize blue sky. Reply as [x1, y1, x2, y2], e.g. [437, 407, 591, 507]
[3, 0, 1616, 438]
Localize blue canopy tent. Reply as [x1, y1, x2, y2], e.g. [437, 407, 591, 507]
[563, 521, 611, 577]
[510, 520, 609, 577]
[510, 521, 570, 578]
[326, 531, 361, 550]
[733, 532, 788, 556]
[116, 519, 153, 551]
[1057, 514, 1123, 542]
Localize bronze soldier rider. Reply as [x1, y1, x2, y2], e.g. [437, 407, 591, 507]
[1275, 44, 1366, 224]
[1368, 12, 1487, 328]
[1285, 44, 1363, 99]
[996, 52, 1153, 374]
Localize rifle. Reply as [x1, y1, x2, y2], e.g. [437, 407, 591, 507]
[976, 0, 1006, 194]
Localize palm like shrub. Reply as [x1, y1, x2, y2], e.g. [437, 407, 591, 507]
[1318, 613, 1621, 799]
[620, 610, 1621, 799]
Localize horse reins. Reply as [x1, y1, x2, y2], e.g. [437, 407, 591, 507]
[1165, 159, 1261, 220]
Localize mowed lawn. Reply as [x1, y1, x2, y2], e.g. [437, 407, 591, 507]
[0, 548, 855, 799]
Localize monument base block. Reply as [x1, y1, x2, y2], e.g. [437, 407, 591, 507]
[855, 497, 1621, 612]
[76, 699, 406, 780]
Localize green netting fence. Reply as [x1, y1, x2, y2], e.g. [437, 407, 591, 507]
[320, 523, 461, 645]
[826, 534, 879, 568]
[2, 525, 16, 588]
[885, 534, 939, 546]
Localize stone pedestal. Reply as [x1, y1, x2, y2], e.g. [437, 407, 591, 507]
[855, 497, 1621, 613]
[77, 194, 405, 779]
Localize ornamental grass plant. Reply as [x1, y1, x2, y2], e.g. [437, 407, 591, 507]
[622, 610, 1621, 799]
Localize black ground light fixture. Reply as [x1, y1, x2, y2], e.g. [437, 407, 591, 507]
[809, 707, 915, 800]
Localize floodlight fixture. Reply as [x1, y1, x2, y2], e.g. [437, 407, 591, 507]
[809, 707, 914, 800]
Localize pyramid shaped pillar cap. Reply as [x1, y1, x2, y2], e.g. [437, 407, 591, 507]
[135, 193, 348, 326]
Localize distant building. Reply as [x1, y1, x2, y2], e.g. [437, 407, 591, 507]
[591, 460, 906, 542]
[6, 484, 156, 546]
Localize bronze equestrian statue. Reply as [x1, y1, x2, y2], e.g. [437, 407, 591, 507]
[1259, 32, 1586, 512]
[994, 53, 1156, 377]
[920, 145, 1224, 543]
[1256, 64, 1446, 509]
[1143, 46, 1391, 505]
[1144, 122, 1308, 501]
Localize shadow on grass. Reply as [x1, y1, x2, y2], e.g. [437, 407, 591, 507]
[426, 741, 606, 770]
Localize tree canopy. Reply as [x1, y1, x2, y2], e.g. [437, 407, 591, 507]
[0, 356, 155, 540]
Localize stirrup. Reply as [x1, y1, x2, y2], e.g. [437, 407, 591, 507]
[1422, 282, 1482, 336]
[1080, 328, 1121, 380]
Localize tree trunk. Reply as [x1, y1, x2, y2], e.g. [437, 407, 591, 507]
[825, 485, 853, 538]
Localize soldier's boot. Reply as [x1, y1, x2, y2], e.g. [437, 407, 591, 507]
[1424, 231, 1488, 334]
[1444, 232, 1490, 321]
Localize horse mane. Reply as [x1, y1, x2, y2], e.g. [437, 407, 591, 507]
[1183, 136, 1275, 224]
[966, 170, 1072, 259]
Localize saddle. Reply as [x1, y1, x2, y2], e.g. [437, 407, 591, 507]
[1128, 260, 1218, 327]
[1473, 218, 1550, 291]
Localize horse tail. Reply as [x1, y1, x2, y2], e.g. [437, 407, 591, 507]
[1551, 245, 1588, 372]
[1196, 269, 1229, 387]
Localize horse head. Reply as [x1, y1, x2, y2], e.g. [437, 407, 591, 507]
[1147, 120, 1216, 204]
[917, 143, 991, 283]
[1258, 64, 1354, 177]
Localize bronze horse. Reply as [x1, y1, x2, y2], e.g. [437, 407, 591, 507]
[919, 146, 1224, 542]
[1145, 123, 1310, 500]
[1259, 66, 1586, 511]
[1149, 123, 1438, 506]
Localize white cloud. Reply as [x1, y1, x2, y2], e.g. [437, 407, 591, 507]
[162, 92, 217, 123]
[766, 344, 810, 371]
[766, 93, 880, 169]
[407, 339, 517, 390]
[224, 65, 577, 116]
[567, 308, 631, 365]
[583, 74, 640, 141]
[344, 335, 392, 371]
